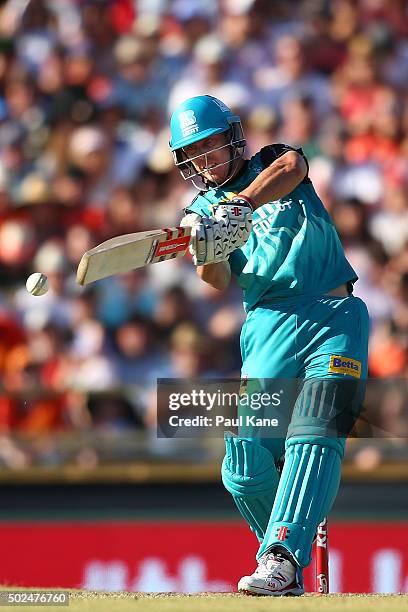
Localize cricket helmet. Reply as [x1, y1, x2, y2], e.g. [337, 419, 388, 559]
[169, 95, 246, 189]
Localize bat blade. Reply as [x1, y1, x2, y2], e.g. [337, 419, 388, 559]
[77, 226, 191, 286]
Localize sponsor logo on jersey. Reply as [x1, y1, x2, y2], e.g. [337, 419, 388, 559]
[328, 355, 362, 378]
[251, 202, 297, 242]
[178, 110, 199, 138]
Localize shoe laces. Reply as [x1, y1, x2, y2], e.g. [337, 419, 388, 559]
[255, 552, 285, 577]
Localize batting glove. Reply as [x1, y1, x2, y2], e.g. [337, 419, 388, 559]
[214, 196, 253, 254]
[180, 196, 253, 266]
[180, 212, 206, 266]
[180, 213, 221, 266]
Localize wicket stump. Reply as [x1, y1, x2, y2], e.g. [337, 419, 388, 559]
[315, 517, 329, 594]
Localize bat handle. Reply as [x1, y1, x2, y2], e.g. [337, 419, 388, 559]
[315, 517, 329, 594]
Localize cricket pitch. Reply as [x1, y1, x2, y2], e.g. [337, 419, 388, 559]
[32, 591, 408, 612]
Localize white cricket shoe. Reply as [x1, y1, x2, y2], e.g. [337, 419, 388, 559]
[237, 552, 304, 596]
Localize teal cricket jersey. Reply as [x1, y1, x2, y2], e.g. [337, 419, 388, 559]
[185, 144, 357, 312]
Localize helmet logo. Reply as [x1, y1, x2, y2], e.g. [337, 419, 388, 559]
[178, 110, 199, 138]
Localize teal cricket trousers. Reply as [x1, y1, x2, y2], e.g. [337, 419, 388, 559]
[221, 293, 369, 568]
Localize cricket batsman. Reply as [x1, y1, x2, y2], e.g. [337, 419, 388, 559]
[169, 95, 369, 596]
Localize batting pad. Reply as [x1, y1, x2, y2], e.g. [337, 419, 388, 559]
[221, 434, 280, 542]
[257, 437, 343, 566]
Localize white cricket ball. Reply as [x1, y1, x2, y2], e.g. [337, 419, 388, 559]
[26, 272, 49, 296]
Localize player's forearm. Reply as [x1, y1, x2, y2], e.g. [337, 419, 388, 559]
[196, 260, 231, 290]
[240, 152, 307, 209]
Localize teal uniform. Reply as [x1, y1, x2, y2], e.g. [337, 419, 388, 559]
[186, 144, 369, 579]
[186, 144, 369, 382]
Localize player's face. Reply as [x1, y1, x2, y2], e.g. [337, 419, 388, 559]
[183, 133, 232, 183]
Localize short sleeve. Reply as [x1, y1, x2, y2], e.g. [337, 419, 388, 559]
[259, 144, 310, 183]
[183, 193, 212, 217]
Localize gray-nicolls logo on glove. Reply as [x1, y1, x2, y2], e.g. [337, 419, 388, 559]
[180, 196, 253, 266]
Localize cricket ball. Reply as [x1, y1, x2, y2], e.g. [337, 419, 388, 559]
[26, 272, 49, 296]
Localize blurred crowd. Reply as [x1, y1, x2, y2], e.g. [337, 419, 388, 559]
[0, 0, 407, 468]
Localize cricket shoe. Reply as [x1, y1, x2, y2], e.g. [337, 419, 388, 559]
[237, 551, 304, 596]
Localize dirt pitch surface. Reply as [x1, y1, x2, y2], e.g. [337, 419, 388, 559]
[7, 591, 404, 612]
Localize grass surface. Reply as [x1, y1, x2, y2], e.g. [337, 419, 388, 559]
[2, 591, 406, 612]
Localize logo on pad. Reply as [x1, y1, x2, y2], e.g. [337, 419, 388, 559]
[328, 355, 362, 379]
[275, 526, 290, 541]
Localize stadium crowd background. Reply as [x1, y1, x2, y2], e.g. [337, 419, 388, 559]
[0, 0, 407, 469]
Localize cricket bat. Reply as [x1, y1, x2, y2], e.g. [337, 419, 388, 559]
[76, 226, 192, 286]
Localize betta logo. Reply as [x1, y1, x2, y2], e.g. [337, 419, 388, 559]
[328, 355, 362, 379]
